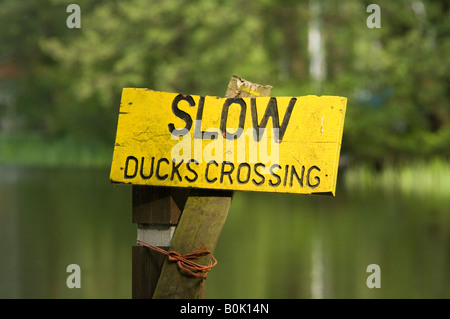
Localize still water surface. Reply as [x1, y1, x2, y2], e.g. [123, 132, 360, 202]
[0, 166, 449, 298]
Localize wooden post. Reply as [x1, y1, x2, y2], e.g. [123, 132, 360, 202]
[131, 186, 189, 298]
[151, 76, 272, 299]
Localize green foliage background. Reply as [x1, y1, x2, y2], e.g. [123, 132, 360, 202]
[0, 0, 449, 166]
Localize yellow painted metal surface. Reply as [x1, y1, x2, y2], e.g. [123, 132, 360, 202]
[110, 88, 347, 195]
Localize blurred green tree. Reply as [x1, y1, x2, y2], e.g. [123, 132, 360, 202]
[0, 0, 448, 164]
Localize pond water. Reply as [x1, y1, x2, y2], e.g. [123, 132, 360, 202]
[0, 166, 449, 298]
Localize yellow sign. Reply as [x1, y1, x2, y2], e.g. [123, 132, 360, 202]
[110, 89, 347, 195]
